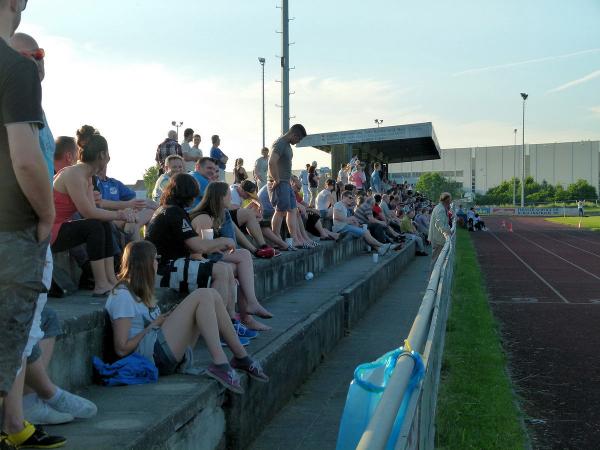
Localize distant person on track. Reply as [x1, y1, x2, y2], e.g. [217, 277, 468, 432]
[577, 200, 584, 217]
[429, 193, 453, 269]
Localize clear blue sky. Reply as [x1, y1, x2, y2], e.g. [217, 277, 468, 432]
[21, 0, 600, 182]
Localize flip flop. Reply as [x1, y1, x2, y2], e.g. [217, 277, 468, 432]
[92, 290, 111, 298]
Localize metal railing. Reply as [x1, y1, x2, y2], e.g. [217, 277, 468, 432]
[356, 222, 457, 450]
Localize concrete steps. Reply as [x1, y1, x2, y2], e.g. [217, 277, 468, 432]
[44, 239, 415, 449]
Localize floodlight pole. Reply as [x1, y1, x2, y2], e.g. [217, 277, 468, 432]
[281, 0, 290, 133]
[520, 93, 528, 207]
[259, 57, 266, 148]
[171, 121, 183, 141]
[513, 128, 517, 206]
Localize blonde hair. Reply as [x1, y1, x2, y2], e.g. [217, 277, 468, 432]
[116, 241, 157, 308]
[189, 182, 229, 231]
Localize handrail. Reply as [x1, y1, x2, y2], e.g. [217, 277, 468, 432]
[356, 221, 456, 450]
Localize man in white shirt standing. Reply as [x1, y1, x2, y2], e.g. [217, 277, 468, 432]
[299, 163, 310, 202]
[429, 192, 452, 269]
[186, 133, 203, 172]
[253, 147, 269, 190]
[180, 128, 196, 173]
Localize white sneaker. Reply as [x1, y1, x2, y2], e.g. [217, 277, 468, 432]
[378, 243, 391, 256]
[47, 389, 98, 419]
[24, 395, 74, 425]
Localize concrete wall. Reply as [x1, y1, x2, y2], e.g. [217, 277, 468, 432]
[389, 140, 600, 195]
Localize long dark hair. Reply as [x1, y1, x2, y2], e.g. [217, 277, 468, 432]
[160, 173, 199, 209]
[116, 241, 157, 308]
[189, 182, 229, 231]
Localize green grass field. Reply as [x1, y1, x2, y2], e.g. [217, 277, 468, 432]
[546, 216, 600, 231]
[435, 229, 527, 450]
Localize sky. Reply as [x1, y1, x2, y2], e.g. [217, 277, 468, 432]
[19, 0, 600, 183]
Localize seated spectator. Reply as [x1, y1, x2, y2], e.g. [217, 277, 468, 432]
[145, 174, 246, 343]
[333, 191, 391, 255]
[291, 177, 339, 241]
[96, 165, 157, 241]
[257, 183, 296, 251]
[24, 309, 97, 424]
[190, 156, 216, 207]
[316, 179, 335, 219]
[189, 182, 275, 330]
[105, 241, 268, 394]
[52, 125, 136, 296]
[398, 210, 428, 256]
[354, 194, 401, 244]
[227, 181, 279, 255]
[414, 208, 430, 237]
[152, 154, 184, 202]
[467, 207, 476, 231]
[456, 204, 468, 228]
[54, 136, 78, 174]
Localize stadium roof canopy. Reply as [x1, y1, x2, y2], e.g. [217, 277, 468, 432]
[296, 122, 441, 164]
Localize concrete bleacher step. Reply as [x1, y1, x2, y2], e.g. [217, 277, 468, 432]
[47, 238, 365, 392]
[46, 240, 415, 450]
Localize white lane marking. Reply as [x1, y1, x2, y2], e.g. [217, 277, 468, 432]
[537, 232, 600, 259]
[512, 232, 600, 282]
[488, 231, 570, 304]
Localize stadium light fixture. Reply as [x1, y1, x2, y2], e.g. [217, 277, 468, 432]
[520, 93, 528, 207]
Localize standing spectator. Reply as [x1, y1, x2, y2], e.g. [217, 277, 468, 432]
[11, 33, 54, 182]
[337, 163, 349, 185]
[371, 162, 382, 193]
[152, 155, 184, 202]
[268, 124, 308, 246]
[234, 158, 248, 184]
[308, 165, 320, 208]
[54, 136, 78, 174]
[210, 135, 228, 181]
[350, 163, 367, 191]
[189, 134, 203, 170]
[299, 163, 310, 202]
[429, 192, 452, 268]
[155, 130, 182, 175]
[0, 2, 66, 446]
[257, 183, 295, 251]
[577, 200, 585, 217]
[253, 147, 269, 190]
[180, 128, 197, 173]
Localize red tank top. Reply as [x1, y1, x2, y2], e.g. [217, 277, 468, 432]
[51, 189, 77, 244]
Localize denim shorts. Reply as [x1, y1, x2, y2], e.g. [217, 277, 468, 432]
[338, 224, 366, 238]
[27, 306, 63, 364]
[153, 328, 179, 376]
[268, 181, 297, 212]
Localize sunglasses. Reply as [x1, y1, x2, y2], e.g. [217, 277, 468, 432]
[20, 48, 45, 61]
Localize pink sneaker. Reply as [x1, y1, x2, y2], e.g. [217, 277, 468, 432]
[205, 364, 244, 394]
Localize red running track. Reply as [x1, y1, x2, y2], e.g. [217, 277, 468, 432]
[471, 217, 600, 449]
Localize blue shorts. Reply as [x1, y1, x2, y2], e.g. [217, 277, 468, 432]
[153, 328, 179, 376]
[337, 224, 366, 238]
[269, 181, 297, 212]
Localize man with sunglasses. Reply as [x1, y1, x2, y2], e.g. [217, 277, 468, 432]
[0, 0, 66, 448]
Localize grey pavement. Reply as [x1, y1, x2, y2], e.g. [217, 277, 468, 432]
[249, 254, 431, 450]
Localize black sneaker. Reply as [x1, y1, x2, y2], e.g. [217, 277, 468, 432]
[1, 423, 66, 449]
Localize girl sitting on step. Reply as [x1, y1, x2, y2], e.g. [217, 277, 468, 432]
[105, 240, 269, 394]
[189, 182, 274, 332]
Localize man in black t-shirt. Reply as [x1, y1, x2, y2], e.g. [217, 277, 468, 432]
[0, 1, 65, 449]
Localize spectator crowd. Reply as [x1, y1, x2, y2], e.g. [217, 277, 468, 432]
[0, 3, 453, 447]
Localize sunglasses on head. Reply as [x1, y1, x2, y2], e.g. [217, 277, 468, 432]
[20, 48, 45, 61]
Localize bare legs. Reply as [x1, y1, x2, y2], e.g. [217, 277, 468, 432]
[160, 289, 248, 365]
[91, 258, 115, 295]
[235, 209, 267, 247]
[2, 358, 27, 434]
[211, 262, 236, 318]
[272, 209, 310, 246]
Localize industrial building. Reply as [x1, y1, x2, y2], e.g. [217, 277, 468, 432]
[388, 140, 600, 195]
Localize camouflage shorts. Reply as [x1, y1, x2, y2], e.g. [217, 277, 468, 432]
[0, 226, 48, 394]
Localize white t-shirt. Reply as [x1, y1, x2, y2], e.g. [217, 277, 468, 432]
[316, 189, 332, 211]
[184, 147, 203, 173]
[105, 286, 161, 361]
[332, 201, 350, 233]
[229, 184, 243, 208]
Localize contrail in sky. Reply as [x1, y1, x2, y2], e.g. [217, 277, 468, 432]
[546, 69, 600, 93]
[453, 48, 600, 76]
